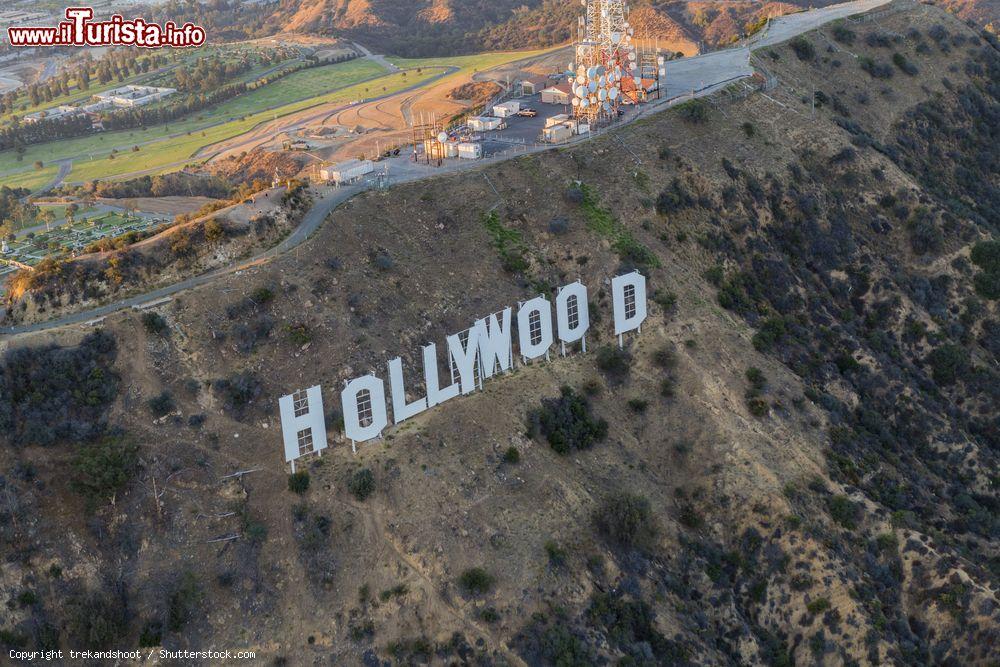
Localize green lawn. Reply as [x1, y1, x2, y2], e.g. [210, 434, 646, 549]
[0, 58, 394, 181]
[4, 167, 56, 192]
[388, 48, 559, 75]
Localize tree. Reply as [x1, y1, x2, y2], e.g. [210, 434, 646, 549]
[33, 160, 43, 170]
[40, 208, 56, 232]
[66, 203, 79, 225]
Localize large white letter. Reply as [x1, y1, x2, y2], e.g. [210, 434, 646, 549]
[555, 281, 590, 354]
[388, 357, 427, 424]
[477, 308, 512, 379]
[341, 375, 388, 445]
[278, 385, 328, 469]
[447, 325, 482, 395]
[423, 343, 461, 407]
[612, 271, 648, 346]
[517, 295, 554, 362]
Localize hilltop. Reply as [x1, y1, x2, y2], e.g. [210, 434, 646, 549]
[1, 2, 998, 664]
[262, 0, 998, 55]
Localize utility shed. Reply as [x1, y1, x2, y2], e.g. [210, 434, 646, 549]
[457, 142, 482, 159]
[321, 159, 374, 185]
[542, 122, 574, 143]
[492, 101, 521, 117]
[468, 116, 503, 131]
[544, 114, 569, 128]
[540, 83, 572, 105]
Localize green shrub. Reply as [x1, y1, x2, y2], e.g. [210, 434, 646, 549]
[595, 491, 657, 548]
[926, 344, 969, 385]
[348, 468, 375, 501]
[66, 583, 129, 649]
[480, 607, 500, 623]
[138, 620, 162, 648]
[140, 312, 168, 335]
[528, 386, 608, 455]
[831, 24, 855, 45]
[71, 438, 139, 509]
[502, 446, 521, 464]
[746, 397, 769, 417]
[790, 37, 815, 60]
[828, 495, 860, 529]
[545, 540, 568, 567]
[678, 504, 704, 529]
[971, 240, 1000, 273]
[807, 597, 831, 615]
[288, 471, 310, 494]
[166, 570, 202, 633]
[676, 99, 709, 123]
[250, 286, 274, 304]
[147, 391, 175, 417]
[595, 345, 631, 381]
[970, 240, 1000, 300]
[627, 398, 649, 413]
[660, 378, 676, 398]
[458, 567, 495, 595]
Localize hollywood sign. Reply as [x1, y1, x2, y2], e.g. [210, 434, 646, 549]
[278, 271, 648, 469]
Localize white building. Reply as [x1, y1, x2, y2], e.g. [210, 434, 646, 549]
[93, 85, 176, 108]
[544, 114, 570, 128]
[542, 122, 574, 143]
[457, 142, 482, 160]
[468, 116, 504, 132]
[320, 159, 374, 185]
[492, 101, 521, 118]
[23, 105, 81, 124]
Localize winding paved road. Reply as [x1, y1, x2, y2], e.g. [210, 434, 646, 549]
[0, 0, 895, 337]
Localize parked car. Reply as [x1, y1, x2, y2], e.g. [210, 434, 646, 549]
[517, 108, 538, 117]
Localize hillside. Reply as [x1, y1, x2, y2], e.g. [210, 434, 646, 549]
[1, 3, 998, 664]
[263, 0, 999, 56]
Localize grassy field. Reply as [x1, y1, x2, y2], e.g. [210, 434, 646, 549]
[67, 67, 440, 183]
[4, 167, 57, 192]
[0, 58, 394, 181]
[388, 48, 559, 75]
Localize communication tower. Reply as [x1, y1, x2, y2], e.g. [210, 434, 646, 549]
[568, 0, 663, 123]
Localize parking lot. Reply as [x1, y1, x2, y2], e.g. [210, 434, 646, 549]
[473, 93, 573, 156]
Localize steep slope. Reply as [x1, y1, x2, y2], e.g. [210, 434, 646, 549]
[1, 3, 998, 664]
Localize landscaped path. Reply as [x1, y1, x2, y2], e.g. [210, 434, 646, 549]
[0, 0, 895, 337]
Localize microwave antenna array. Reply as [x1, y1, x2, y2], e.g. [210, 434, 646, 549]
[567, 0, 639, 124]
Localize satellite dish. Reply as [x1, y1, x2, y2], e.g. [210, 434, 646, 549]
[609, 87, 619, 100]
[611, 32, 622, 45]
[629, 51, 637, 60]
[580, 98, 589, 108]
[588, 80, 597, 93]
[629, 62, 638, 70]
[437, 132, 448, 143]
[598, 88, 607, 101]
[596, 65, 606, 76]
[571, 97, 580, 106]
